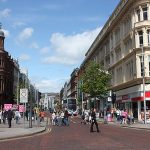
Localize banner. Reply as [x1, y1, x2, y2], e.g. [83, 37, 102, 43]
[19, 105, 25, 112]
[4, 104, 12, 111]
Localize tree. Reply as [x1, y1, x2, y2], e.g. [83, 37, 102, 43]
[80, 61, 111, 99]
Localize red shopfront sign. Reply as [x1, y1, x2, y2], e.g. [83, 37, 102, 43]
[131, 91, 150, 101]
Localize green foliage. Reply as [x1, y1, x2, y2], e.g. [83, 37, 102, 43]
[80, 61, 111, 98]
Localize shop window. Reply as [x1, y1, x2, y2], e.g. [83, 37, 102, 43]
[143, 7, 148, 20]
[138, 31, 143, 47]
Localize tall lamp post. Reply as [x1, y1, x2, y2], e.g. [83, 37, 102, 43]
[142, 46, 146, 124]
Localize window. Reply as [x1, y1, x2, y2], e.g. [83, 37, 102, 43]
[139, 56, 144, 77]
[138, 31, 143, 47]
[115, 48, 121, 61]
[143, 7, 148, 20]
[130, 60, 134, 78]
[137, 9, 141, 22]
[124, 38, 132, 52]
[115, 28, 120, 45]
[147, 30, 150, 46]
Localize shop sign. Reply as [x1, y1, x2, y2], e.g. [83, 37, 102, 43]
[122, 95, 129, 100]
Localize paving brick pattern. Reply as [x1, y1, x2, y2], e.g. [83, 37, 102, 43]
[0, 117, 149, 150]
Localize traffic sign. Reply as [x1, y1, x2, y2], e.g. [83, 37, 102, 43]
[20, 88, 28, 103]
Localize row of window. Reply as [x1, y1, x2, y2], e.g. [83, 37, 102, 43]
[113, 55, 150, 85]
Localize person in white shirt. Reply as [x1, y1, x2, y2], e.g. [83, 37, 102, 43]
[51, 112, 56, 126]
[15, 110, 21, 124]
[0, 110, 2, 124]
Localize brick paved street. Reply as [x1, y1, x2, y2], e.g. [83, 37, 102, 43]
[0, 117, 149, 150]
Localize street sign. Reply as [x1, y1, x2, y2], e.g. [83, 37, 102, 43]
[20, 88, 28, 103]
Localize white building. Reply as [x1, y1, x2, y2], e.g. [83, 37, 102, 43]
[81, 0, 150, 121]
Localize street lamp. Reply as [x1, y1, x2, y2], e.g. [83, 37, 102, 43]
[142, 46, 146, 124]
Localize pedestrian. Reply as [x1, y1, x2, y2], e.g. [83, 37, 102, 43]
[25, 109, 29, 121]
[51, 112, 56, 126]
[64, 108, 69, 126]
[0, 109, 2, 124]
[81, 111, 86, 124]
[60, 111, 65, 126]
[2, 109, 7, 124]
[14, 110, 21, 124]
[40, 109, 45, 122]
[90, 108, 99, 133]
[7, 109, 13, 128]
[121, 109, 128, 124]
[116, 108, 121, 122]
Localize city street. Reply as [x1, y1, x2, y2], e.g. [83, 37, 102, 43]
[0, 117, 149, 150]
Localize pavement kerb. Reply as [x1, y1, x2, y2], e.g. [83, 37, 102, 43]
[97, 120, 150, 131]
[0, 127, 47, 141]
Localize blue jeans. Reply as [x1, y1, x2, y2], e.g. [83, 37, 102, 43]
[15, 116, 19, 124]
[64, 118, 69, 126]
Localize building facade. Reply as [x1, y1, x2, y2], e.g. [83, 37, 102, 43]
[79, 0, 150, 121]
[0, 25, 14, 107]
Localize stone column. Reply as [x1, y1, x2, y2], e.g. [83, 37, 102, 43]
[135, 30, 139, 48]
[139, 6, 143, 21]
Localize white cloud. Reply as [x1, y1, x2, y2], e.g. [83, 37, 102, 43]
[34, 78, 65, 93]
[42, 56, 78, 65]
[13, 21, 26, 28]
[0, 8, 11, 18]
[19, 54, 30, 61]
[42, 27, 101, 65]
[30, 42, 39, 49]
[17, 27, 34, 42]
[40, 46, 50, 54]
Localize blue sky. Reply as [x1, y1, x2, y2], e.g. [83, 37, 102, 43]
[0, 0, 120, 93]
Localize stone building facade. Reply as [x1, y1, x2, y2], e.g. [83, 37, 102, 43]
[79, 0, 150, 120]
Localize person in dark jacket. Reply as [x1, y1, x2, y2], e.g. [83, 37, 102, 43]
[90, 108, 99, 133]
[2, 109, 7, 124]
[64, 109, 69, 126]
[7, 109, 13, 128]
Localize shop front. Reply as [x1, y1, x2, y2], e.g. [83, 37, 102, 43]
[115, 84, 150, 121]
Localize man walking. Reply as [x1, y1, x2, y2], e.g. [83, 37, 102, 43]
[7, 109, 13, 128]
[90, 108, 99, 133]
